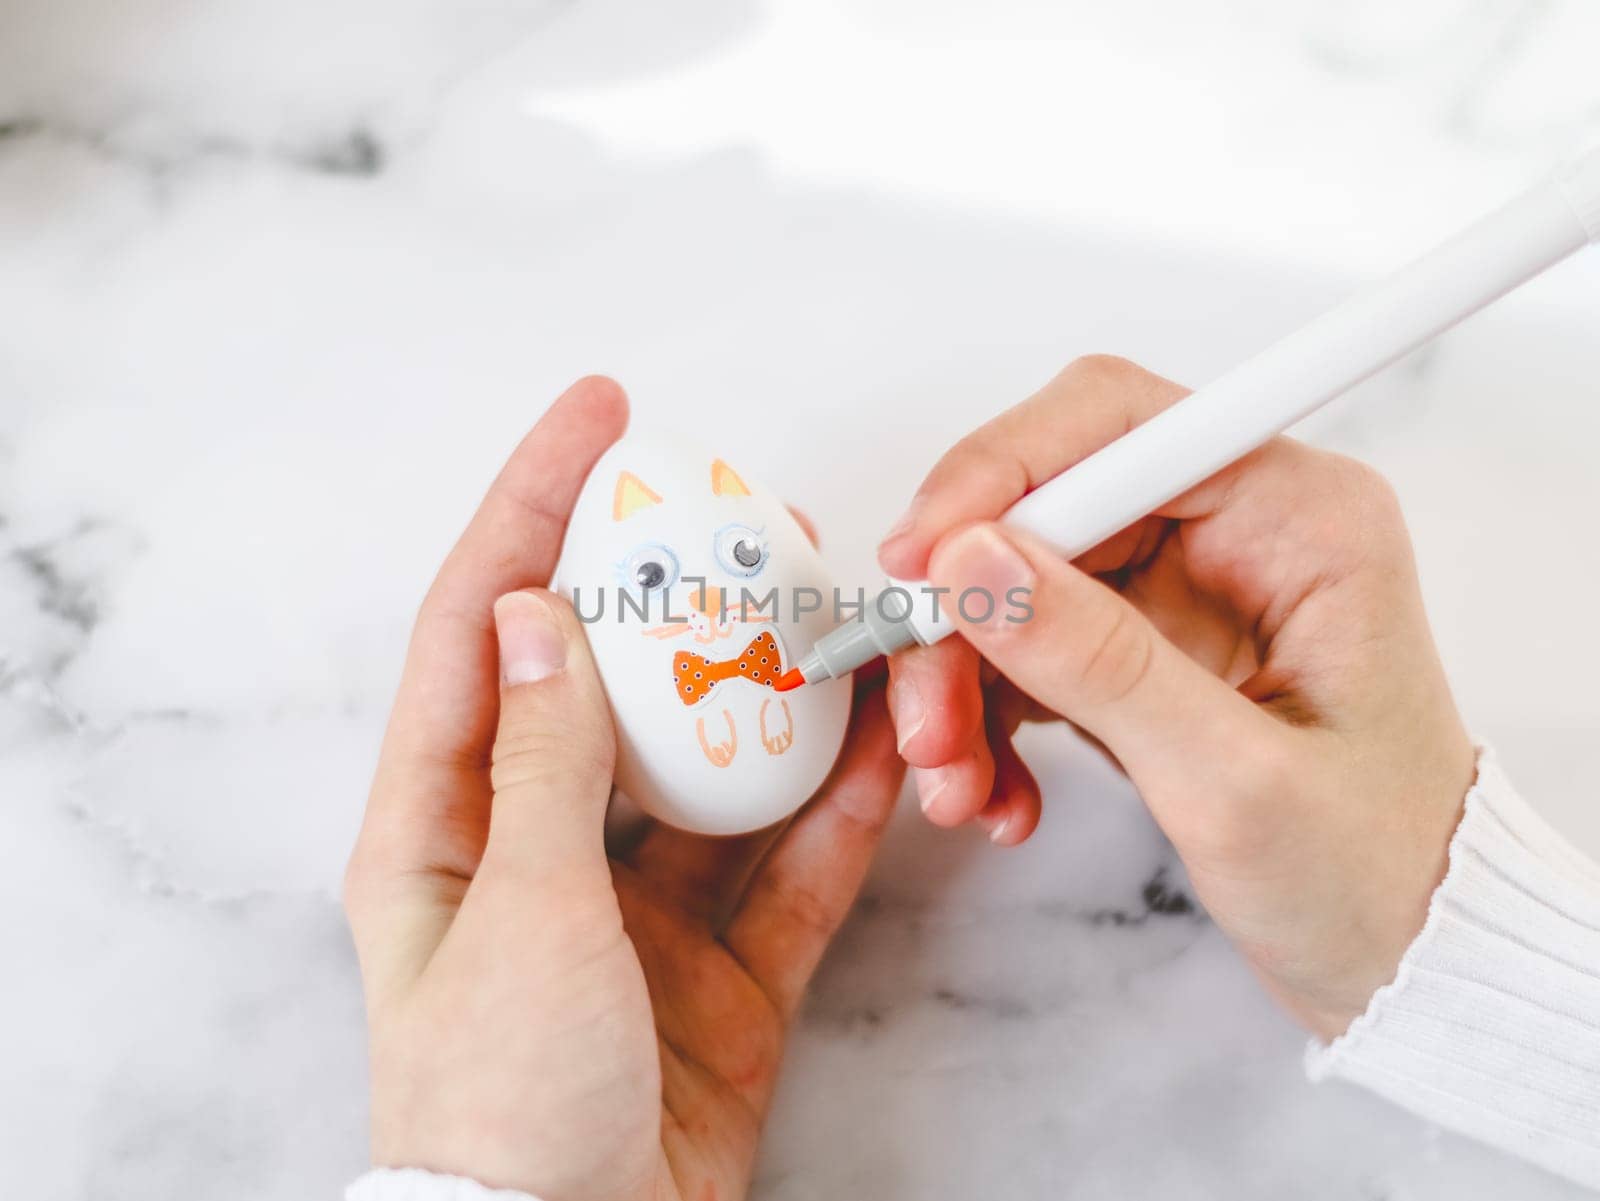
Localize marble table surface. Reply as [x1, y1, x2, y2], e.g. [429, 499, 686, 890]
[3, 2, 1598, 1197]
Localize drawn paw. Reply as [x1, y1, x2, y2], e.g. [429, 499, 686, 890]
[759, 697, 794, 756]
[697, 709, 738, 768]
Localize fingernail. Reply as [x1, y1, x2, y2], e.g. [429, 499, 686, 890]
[937, 525, 1036, 625]
[986, 811, 1014, 845]
[493, 592, 568, 685]
[915, 765, 949, 814]
[893, 675, 927, 753]
[878, 497, 922, 551]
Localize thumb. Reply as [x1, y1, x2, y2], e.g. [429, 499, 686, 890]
[484, 589, 616, 876]
[926, 522, 1272, 788]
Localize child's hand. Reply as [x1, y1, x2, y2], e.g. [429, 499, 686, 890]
[346, 378, 904, 1201]
[877, 355, 1476, 1039]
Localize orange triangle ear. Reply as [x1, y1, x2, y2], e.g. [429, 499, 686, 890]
[710, 459, 751, 497]
[613, 471, 663, 521]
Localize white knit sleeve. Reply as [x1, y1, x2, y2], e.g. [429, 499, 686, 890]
[345, 1168, 543, 1201]
[1306, 748, 1600, 1188]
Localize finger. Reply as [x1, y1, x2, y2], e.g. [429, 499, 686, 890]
[972, 681, 1042, 846]
[884, 637, 998, 825]
[912, 733, 995, 829]
[721, 680, 905, 1019]
[927, 522, 1276, 797]
[889, 638, 1042, 835]
[1075, 514, 1172, 579]
[350, 588, 616, 999]
[387, 376, 627, 776]
[1146, 439, 1415, 655]
[977, 726, 1041, 847]
[886, 636, 984, 767]
[878, 356, 1186, 578]
[482, 590, 616, 881]
[362, 377, 627, 880]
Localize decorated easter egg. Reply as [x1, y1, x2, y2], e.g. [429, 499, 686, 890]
[551, 434, 853, 835]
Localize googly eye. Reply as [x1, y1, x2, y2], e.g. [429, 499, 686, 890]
[714, 523, 768, 578]
[619, 543, 680, 593]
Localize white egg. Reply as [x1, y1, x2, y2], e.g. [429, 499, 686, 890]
[551, 434, 852, 835]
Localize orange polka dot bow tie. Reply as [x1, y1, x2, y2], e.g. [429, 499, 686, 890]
[672, 630, 784, 705]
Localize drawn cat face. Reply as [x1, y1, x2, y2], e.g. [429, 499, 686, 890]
[553, 434, 851, 835]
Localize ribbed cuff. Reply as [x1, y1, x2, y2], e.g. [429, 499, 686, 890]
[345, 1168, 543, 1201]
[1307, 747, 1600, 1188]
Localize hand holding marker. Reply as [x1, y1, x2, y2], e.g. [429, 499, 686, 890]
[775, 146, 1600, 692]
